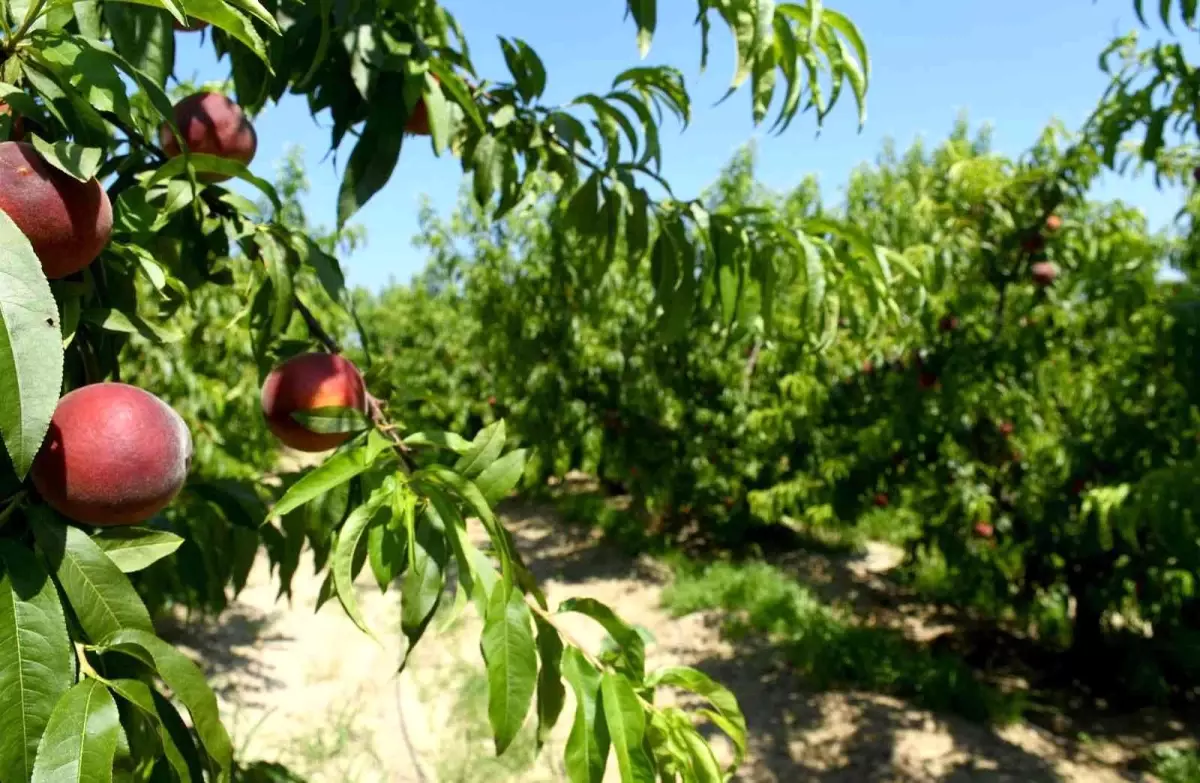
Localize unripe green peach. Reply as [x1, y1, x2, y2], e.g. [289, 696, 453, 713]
[31, 384, 193, 526]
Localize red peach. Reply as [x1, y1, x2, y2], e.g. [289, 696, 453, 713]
[160, 92, 258, 181]
[0, 141, 112, 279]
[261, 353, 368, 453]
[31, 384, 192, 526]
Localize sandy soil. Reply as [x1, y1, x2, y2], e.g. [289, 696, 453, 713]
[164, 503, 1173, 782]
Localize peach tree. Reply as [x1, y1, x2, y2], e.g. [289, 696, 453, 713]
[0, 0, 876, 780]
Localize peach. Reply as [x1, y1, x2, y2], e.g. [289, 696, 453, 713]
[260, 353, 368, 453]
[0, 141, 112, 279]
[160, 92, 257, 181]
[31, 384, 192, 526]
[1031, 261, 1058, 287]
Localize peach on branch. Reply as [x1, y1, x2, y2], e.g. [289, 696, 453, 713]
[261, 353, 369, 453]
[160, 92, 258, 181]
[0, 141, 112, 279]
[31, 384, 192, 526]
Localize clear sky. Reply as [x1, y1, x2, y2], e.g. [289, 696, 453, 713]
[175, 0, 1189, 291]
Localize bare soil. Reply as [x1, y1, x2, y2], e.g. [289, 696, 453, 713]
[165, 502, 1181, 782]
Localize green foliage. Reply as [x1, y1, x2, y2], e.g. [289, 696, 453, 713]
[662, 559, 1024, 724]
[1152, 747, 1200, 783]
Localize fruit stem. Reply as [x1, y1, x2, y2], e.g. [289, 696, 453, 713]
[292, 293, 415, 472]
[0, 490, 27, 529]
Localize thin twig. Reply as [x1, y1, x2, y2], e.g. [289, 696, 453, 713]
[525, 597, 607, 673]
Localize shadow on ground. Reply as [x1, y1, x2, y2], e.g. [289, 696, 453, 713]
[156, 603, 291, 702]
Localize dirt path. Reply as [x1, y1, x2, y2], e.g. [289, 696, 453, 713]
[166, 503, 1157, 782]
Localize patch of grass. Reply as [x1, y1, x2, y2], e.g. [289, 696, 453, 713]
[662, 559, 1025, 725]
[277, 691, 382, 782]
[1151, 747, 1200, 783]
[417, 652, 558, 783]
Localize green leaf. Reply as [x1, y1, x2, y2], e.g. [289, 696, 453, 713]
[367, 516, 404, 592]
[534, 615, 566, 746]
[100, 629, 233, 780]
[498, 36, 547, 102]
[147, 154, 282, 214]
[272, 432, 391, 517]
[92, 528, 184, 574]
[105, 677, 200, 782]
[481, 586, 538, 755]
[647, 666, 747, 770]
[332, 483, 393, 636]
[82, 307, 182, 344]
[474, 448, 528, 503]
[30, 679, 121, 783]
[472, 134, 504, 207]
[558, 597, 645, 680]
[0, 208, 63, 480]
[102, 3, 174, 88]
[562, 648, 609, 783]
[0, 541, 73, 783]
[105, 678, 201, 782]
[404, 430, 473, 454]
[31, 513, 154, 642]
[290, 406, 371, 435]
[338, 73, 405, 228]
[28, 135, 103, 181]
[455, 420, 507, 477]
[628, 0, 656, 57]
[600, 673, 655, 782]
[399, 506, 447, 669]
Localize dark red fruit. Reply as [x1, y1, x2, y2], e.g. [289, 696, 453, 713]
[939, 315, 959, 333]
[918, 371, 939, 390]
[873, 493, 889, 508]
[973, 521, 994, 538]
[998, 421, 1014, 437]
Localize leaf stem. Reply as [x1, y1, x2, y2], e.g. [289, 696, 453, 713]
[8, 0, 47, 48]
[524, 595, 607, 673]
[0, 490, 27, 529]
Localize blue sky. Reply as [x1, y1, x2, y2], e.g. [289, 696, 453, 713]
[176, 0, 1189, 291]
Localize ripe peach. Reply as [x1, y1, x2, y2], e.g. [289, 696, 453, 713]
[261, 353, 368, 453]
[973, 521, 994, 538]
[918, 371, 939, 390]
[405, 77, 439, 136]
[1031, 261, 1058, 287]
[31, 384, 192, 526]
[873, 492, 889, 508]
[939, 315, 959, 333]
[1045, 214, 1062, 232]
[0, 141, 112, 279]
[998, 421, 1014, 437]
[160, 92, 257, 181]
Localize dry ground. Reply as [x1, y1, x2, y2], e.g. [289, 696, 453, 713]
[163, 502, 1185, 782]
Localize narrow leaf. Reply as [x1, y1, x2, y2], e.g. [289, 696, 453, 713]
[600, 673, 655, 782]
[562, 649, 609, 783]
[0, 541, 73, 783]
[0, 209, 63, 479]
[100, 629, 233, 780]
[31, 513, 153, 641]
[30, 680, 121, 783]
[481, 586, 538, 755]
[92, 528, 183, 573]
[474, 448, 528, 503]
[271, 432, 391, 517]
